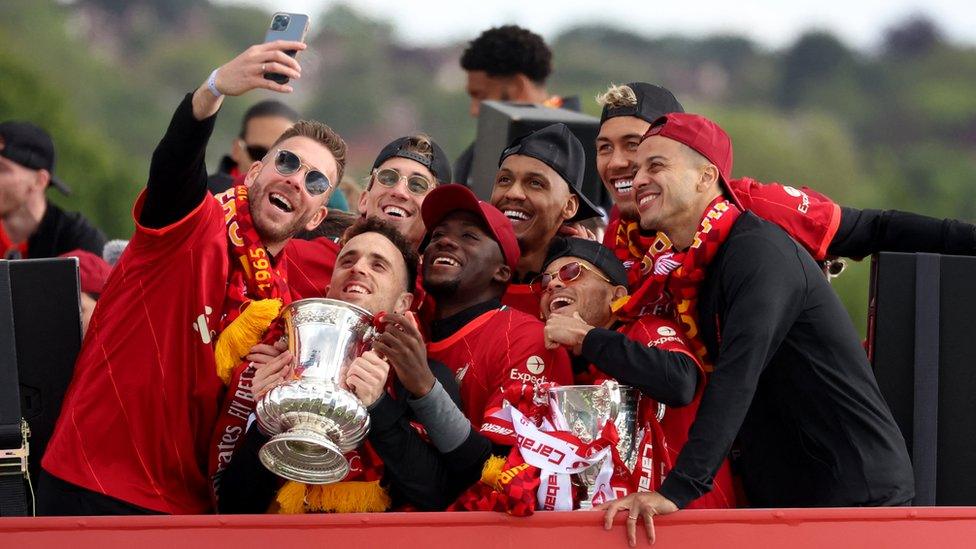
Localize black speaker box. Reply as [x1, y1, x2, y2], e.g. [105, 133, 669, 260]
[0, 258, 82, 490]
[469, 100, 611, 213]
[868, 252, 976, 505]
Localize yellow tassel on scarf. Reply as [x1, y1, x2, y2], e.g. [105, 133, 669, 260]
[275, 480, 391, 514]
[480, 455, 507, 491]
[214, 298, 282, 384]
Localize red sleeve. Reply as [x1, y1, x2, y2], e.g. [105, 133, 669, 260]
[730, 177, 842, 260]
[282, 237, 338, 299]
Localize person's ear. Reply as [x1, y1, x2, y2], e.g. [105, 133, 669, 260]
[698, 164, 719, 193]
[231, 137, 247, 167]
[393, 292, 414, 314]
[560, 192, 579, 222]
[493, 263, 513, 284]
[611, 285, 628, 301]
[242, 160, 263, 187]
[303, 205, 329, 231]
[34, 169, 51, 192]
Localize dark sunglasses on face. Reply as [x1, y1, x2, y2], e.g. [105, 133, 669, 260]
[245, 144, 269, 161]
[273, 149, 332, 196]
[530, 260, 611, 294]
[373, 167, 433, 195]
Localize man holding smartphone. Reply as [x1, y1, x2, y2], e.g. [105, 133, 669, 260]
[38, 39, 346, 515]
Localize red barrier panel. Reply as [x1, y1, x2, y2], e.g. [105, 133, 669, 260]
[3, 508, 976, 548]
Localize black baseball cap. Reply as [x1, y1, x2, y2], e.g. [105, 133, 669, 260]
[0, 121, 71, 195]
[543, 237, 627, 288]
[371, 136, 453, 184]
[600, 82, 684, 125]
[498, 123, 600, 222]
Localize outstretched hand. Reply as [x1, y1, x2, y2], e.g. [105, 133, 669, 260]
[597, 491, 678, 546]
[192, 40, 306, 119]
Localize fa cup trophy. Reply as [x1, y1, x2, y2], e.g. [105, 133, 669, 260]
[547, 380, 642, 509]
[255, 298, 374, 484]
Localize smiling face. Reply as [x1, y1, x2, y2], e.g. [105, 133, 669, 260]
[358, 156, 436, 247]
[596, 115, 650, 221]
[539, 256, 625, 327]
[245, 136, 337, 251]
[632, 136, 719, 242]
[327, 231, 413, 315]
[422, 210, 511, 306]
[490, 154, 577, 259]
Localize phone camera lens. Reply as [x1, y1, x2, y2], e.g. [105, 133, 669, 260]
[272, 14, 290, 31]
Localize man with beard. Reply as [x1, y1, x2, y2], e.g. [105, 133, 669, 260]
[420, 184, 573, 430]
[282, 134, 453, 299]
[600, 114, 913, 545]
[218, 219, 491, 513]
[596, 82, 976, 277]
[38, 40, 345, 515]
[490, 123, 601, 315]
[538, 237, 735, 510]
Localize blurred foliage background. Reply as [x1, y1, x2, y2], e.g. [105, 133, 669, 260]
[2, 0, 975, 334]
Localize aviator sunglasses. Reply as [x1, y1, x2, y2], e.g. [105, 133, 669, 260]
[373, 167, 433, 195]
[530, 261, 611, 294]
[273, 149, 332, 196]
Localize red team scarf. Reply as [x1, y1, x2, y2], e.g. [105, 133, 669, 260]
[615, 197, 741, 369]
[208, 185, 291, 505]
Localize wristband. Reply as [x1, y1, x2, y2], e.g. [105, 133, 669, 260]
[207, 68, 222, 98]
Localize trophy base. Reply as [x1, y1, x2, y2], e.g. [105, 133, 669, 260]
[259, 426, 349, 485]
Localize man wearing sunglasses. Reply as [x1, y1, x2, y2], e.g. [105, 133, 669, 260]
[538, 237, 736, 511]
[40, 40, 347, 515]
[420, 184, 572, 435]
[207, 100, 350, 213]
[489, 123, 602, 315]
[596, 82, 976, 280]
[598, 113, 913, 545]
[359, 134, 453, 248]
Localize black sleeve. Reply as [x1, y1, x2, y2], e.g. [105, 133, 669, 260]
[368, 361, 491, 510]
[216, 424, 281, 514]
[657, 235, 805, 509]
[580, 328, 699, 407]
[828, 207, 976, 259]
[139, 92, 217, 229]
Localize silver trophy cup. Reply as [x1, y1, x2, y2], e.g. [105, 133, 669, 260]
[547, 380, 641, 509]
[255, 298, 375, 484]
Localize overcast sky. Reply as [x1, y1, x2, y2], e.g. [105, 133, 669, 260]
[218, 0, 976, 52]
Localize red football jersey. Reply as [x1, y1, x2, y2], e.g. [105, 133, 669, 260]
[603, 177, 842, 263]
[43, 193, 231, 514]
[581, 315, 736, 509]
[426, 306, 573, 431]
[283, 237, 339, 299]
[501, 282, 542, 318]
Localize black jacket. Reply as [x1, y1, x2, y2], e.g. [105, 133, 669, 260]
[17, 201, 106, 258]
[658, 212, 914, 509]
[217, 360, 491, 513]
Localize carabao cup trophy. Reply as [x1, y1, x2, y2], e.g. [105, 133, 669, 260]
[255, 298, 375, 484]
[547, 380, 641, 509]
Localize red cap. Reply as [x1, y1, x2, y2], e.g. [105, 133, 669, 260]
[421, 184, 521, 271]
[60, 249, 112, 295]
[643, 113, 741, 208]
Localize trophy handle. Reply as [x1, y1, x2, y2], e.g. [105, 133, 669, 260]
[600, 379, 622, 423]
[656, 402, 666, 423]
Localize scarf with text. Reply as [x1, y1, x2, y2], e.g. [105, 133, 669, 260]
[208, 185, 291, 505]
[615, 197, 741, 369]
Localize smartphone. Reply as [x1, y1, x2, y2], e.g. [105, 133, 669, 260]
[263, 12, 309, 85]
